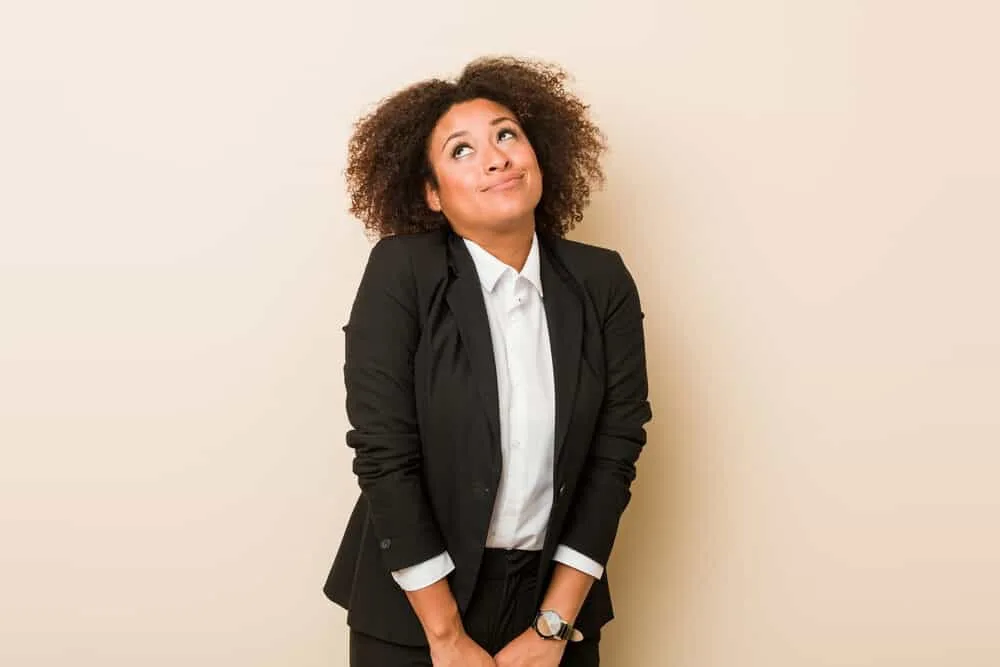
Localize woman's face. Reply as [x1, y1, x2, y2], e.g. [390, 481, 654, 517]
[424, 98, 543, 236]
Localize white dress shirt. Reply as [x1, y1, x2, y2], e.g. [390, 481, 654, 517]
[391, 233, 604, 591]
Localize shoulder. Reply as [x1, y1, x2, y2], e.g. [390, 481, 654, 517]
[363, 228, 449, 281]
[542, 235, 644, 321]
[358, 229, 450, 308]
[544, 235, 636, 290]
[369, 228, 448, 263]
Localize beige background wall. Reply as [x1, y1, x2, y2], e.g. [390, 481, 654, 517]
[2, 1, 998, 665]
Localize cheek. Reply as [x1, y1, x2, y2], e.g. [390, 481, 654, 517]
[519, 147, 542, 183]
[518, 142, 540, 169]
[437, 169, 480, 206]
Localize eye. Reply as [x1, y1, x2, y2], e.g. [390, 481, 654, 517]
[451, 143, 472, 159]
[497, 127, 517, 142]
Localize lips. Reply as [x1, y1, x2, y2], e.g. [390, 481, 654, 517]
[484, 174, 524, 191]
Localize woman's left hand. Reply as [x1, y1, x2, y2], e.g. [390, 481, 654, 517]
[494, 628, 567, 667]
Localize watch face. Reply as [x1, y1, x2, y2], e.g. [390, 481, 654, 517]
[536, 610, 562, 638]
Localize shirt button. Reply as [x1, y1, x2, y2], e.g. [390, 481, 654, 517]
[512, 439, 521, 448]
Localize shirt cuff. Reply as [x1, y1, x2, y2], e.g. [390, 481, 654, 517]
[553, 544, 604, 580]
[390, 551, 456, 591]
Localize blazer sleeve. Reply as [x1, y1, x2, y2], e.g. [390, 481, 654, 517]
[559, 251, 653, 566]
[343, 237, 445, 571]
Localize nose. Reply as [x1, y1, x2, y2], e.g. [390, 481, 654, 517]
[483, 143, 511, 172]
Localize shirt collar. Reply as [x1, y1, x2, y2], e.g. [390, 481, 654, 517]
[462, 232, 544, 297]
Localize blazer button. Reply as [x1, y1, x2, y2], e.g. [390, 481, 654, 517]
[380, 538, 391, 550]
[558, 483, 566, 497]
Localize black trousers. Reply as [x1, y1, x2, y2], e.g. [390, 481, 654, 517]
[349, 549, 600, 666]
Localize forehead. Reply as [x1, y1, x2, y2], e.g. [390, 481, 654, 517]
[429, 98, 518, 141]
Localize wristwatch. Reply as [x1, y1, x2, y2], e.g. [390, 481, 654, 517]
[533, 609, 584, 642]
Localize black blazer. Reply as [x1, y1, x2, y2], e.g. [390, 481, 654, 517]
[324, 228, 651, 647]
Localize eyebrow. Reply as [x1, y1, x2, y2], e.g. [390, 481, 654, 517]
[440, 116, 519, 154]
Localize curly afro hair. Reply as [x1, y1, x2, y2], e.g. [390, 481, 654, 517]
[345, 56, 607, 239]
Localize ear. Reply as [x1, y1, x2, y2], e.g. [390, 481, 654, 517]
[424, 180, 442, 212]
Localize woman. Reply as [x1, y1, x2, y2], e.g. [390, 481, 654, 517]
[324, 56, 652, 667]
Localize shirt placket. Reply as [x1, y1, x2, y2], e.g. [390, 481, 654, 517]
[503, 276, 531, 540]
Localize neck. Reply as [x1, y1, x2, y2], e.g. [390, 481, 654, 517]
[456, 219, 535, 272]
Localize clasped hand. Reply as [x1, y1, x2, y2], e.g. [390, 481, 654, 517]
[431, 628, 565, 667]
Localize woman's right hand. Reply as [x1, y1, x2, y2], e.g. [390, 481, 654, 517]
[429, 631, 496, 667]
[403, 577, 493, 665]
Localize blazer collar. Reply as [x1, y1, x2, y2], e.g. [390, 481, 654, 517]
[537, 234, 583, 466]
[446, 233, 503, 466]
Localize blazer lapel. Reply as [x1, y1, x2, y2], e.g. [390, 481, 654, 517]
[539, 237, 582, 466]
[445, 233, 502, 463]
